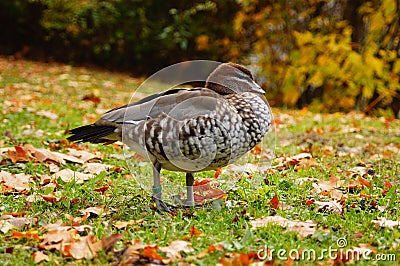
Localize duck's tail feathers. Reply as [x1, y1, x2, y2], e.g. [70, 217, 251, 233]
[67, 123, 120, 144]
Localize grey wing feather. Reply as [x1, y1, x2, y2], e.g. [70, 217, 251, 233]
[98, 88, 223, 124]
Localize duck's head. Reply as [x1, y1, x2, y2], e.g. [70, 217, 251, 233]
[205, 63, 265, 95]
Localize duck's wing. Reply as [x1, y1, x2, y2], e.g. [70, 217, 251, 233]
[67, 87, 222, 144]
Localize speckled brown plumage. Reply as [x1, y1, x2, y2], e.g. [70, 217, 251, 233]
[68, 63, 271, 211]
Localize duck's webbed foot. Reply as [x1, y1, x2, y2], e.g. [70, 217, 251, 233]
[152, 185, 171, 212]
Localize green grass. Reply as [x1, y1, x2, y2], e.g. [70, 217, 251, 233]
[0, 57, 399, 265]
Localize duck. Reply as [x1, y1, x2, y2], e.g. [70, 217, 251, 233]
[67, 63, 271, 211]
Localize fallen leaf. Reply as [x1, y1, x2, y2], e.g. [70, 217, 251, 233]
[197, 244, 225, 258]
[383, 181, 393, 195]
[113, 219, 144, 230]
[67, 148, 103, 162]
[371, 217, 400, 229]
[290, 152, 313, 161]
[193, 178, 226, 204]
[37, 110, 59, 120]
[101, 233, 124, 252]
[142, 245, 164, 260]
[80, 206, 104, 218]
[32, 251, 50, 263]
[82, 94, 101, 106]
[220, 252, 260, 266]
[52, 169, 94, 184]
[0, 170, 31, 193]
[94, 186, 109, 193]
[214, 168, 222, 179]
[83, 162, 113, 174]
[311, 174, 344, 200]
[5, 146, 33, 163]
[358, 176, 371, 187]
[66, 235, 103, 259]
[12, 230, 42, 240]
[182, 225, 202, 240]
[313, 200, 343, 214]
[251, 215, 317, 238]
[41, 228, 77, 246]
[159, 240, 194, 261]
[0, 214, 35, 233]
[1, 144, 87, 164]
[42, 193, 62, 203]
[273, 152, 315, 170]
[250, 145, 262, 155]
[294, 157, 317, 170]
[269, 195, 279, 209]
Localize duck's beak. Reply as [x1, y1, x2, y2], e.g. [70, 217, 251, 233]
[252, 80, 265, 95]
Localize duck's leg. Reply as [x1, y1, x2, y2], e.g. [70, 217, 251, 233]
[152, 161, 170, 212]
[185, 173, 195, 207]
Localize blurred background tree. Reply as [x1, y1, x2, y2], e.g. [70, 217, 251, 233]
[0, 0, 399, 116]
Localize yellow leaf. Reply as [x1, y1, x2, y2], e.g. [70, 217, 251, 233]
[308, 72, 324, 87]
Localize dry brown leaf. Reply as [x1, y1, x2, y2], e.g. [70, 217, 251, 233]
[121, 239, 193, 264]
[48, 164, 60, 173]
[0, 170, 31, 193]
[192, 179, 227, 204]
[101, 233, 124, 252]
[66, 235, 103, 259]
[109, 153, 133, 160]
[219, 251, 260, 265]
[113, 219, 144, 230]
[2, 144, 87, 164]
[251, 215, 317, 238]
[5, 146, 34, 163]
[52, 169, 94, 183]
[371, 217, 400, 229]
[0, 214, 34, 233]
[197, 244, 225, 259]
[83, 162, 113, 174]
[290, 152, 313, 161]
[313, 200, 343, 214]
[294, 157, 318, 170]
[37, 110, 59, 120]
[159, 240, 194, 261]
[43, 222, 92, 233]
[26, 145, 67, 164]
[80, 206, 104, 217]
[41, 228, 77, 246]
[67, 148, 103, 162]
[273, 152, 316, 170]
[32, 250, 50, 263]
[311, 174, 344, 200]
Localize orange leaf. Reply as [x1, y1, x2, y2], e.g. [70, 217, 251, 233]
[214, 168, 222, 179]
[32, 251, 50, 263]
[82, 94, 101, 105]
[269, 195, 279, 209]
[193, 178, 213, 187]
[250, 145, 262, 155]
[94, 186, 109, 193]
[197, 244, 225, 258]
[12, 230, 42, 240]
[4, 212, 27, 217]
[305, 199, 315, 205]
[358, 177, 371, 187]
[189, 226, 202, 237]
[42, 194, 62, 203]
[142, 246, 164, 260]
[6, 146, 33, 163]
[383, 181, 393, 195]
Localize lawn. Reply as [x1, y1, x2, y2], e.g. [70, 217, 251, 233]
[0, 56, 399, 265]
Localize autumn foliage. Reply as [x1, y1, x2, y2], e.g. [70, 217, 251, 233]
[0, 0, 399, 113]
